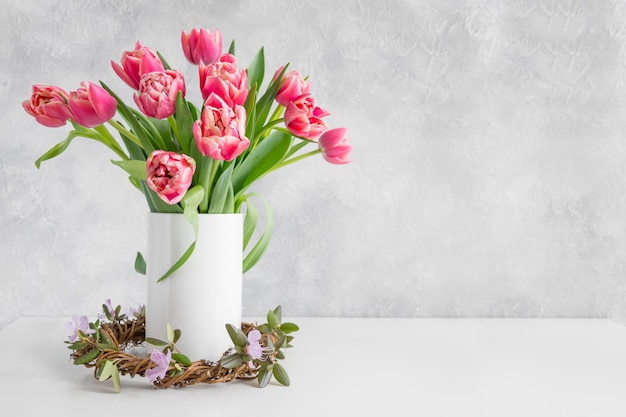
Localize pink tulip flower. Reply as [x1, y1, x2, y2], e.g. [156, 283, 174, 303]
[146, 150, 196, 205]
[134, 70, 186, 119]
[22, 84, 72, 128]
[199, 54, 248, 107]
[68, 81, 117, 128]
[181, 28, 222, 65]
[111, 41, 165, 90]
[318, 127, 352, 164]
[284, 94, 329, 139]
[193, 94, 250, 161]
[274, 68, 311, 107]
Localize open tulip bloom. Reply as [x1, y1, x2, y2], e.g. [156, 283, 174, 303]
[23, 28, 352, 281]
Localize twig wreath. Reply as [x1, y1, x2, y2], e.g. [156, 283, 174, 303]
[66, 302, 298, 392]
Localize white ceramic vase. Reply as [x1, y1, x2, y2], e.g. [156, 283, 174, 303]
[146, 212, 243, 362]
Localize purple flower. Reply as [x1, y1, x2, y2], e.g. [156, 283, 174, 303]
[65, 316, 95, 342]
[129, 304, 144, 318]
[146, 349, 172, 383]
[245, 330, 263, 360]
[104, 299, 115, 317]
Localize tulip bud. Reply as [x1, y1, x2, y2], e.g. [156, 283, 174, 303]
[318, 127, 352, 164]
[146, 150, 196, 205]
[68, 81, 117, 128]
[134, 70, 186, 119]
[22, 84, 72, 128]
[274, 68, 311, 107]
[111, 41, 164, 90]
[284, 94, 329, 140]
[193, 94, 249, 161]
[181, 28, 222, 65]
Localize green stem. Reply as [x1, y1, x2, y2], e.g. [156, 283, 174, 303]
[269, 149, 321, 173]
[167, 116, 180, 145]
[254, 118, 284, 142]
[199, 158, 220, 212]
[107, 119, 141, 148]
[92, 125, 129, 161]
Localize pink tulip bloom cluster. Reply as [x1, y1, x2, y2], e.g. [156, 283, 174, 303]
[22, 82, 116, 129]
[23, 25, 353, 281]
[273, 69, 351, 164]
[193, 95, 249, 161]
[134, 69, 186, 119]
[24, 26, 352, 210]
[199, 54, 249, 107]
[111, 43, 187, 121]
[146, 150, 196, 205]
[111, 41, 165, 90]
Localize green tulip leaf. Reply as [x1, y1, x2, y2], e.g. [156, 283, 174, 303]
[242, 193, 274, 273]
[34, 131, 79, 168]
[232, 130, 291, 195]
[101, 82, 155, 154]
[208, 164, 235, 213]
[247, 47, 265, 93]
[174, 92, 194, 154]
[111, 159, 147, 180]
[242, 197, 259, 250]
[134, 251, 146, 275]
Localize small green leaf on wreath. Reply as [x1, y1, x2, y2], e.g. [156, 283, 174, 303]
[166, 323, 175, 344]
[274, 333, 286, 350]
[225, 324, 248, 348]
[74, 349, 100, 365]
[94, 342, 118, 351]
[272, 363, 290, 386]
[111, 365, 121, 393]
[145, 337, 169, 346]
[67, 340, 89, 351]
[173, 328, 182, 344]
[102, 304, 113, 321]
[220, 352, 244, 369]
[99, 360, 122, 393]
[257, 323, 272, 334]
[171, 353, 192, 367]
[257, 366, 272, 388]
[280, 322, 299, 334]
[267, 310, 279, 329]
[273, 305, 282, 324]
[98, 360, 116, 382]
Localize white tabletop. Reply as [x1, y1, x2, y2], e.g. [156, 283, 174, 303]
[2, 317, 626, 416]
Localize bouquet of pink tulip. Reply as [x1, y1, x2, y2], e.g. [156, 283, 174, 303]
[23, 28, 352, 281]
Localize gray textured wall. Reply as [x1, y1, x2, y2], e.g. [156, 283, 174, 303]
[3, 0, 626, 326]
